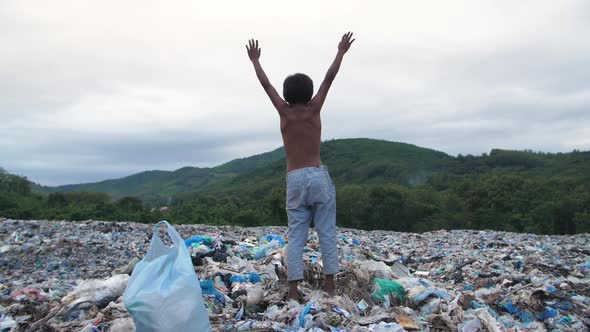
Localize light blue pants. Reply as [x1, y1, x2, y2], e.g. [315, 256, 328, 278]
[286, 166, 338, 281]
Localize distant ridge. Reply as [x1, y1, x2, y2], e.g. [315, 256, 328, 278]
[34, 138, 590, 205]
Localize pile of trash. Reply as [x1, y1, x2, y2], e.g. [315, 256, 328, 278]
[0, 218, 588, 331]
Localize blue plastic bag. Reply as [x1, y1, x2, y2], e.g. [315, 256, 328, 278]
[411, 288, 451, 304]
[124, 221, 210, 332]
[230, 275, 248, 284]
[258, 234, 286, 246]
[247, 272, 261, 283]
[200, 280, 225, 304]
[184, 235, 214, 248]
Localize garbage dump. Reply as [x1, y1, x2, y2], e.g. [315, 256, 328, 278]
[0, 218, 588, 331]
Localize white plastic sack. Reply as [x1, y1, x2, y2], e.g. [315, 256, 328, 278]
[124, 221, 210, 332]
[62, 274, 129, 307]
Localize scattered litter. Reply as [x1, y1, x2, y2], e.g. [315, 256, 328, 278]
[357, 299, 369, 312]
[0, 219, 588, 331]
[372, 321, 405, 332]
[109, 317, 135, 332]
[410, 287, 451, 304]
[332, 305, 350, 319]
[0, 314, 17, 331]
[395, 314, 419, 330]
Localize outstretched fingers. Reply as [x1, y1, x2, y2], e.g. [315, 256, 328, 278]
[246, 39, 260, 51]
[246, 38, 261, 60]
[342, 32, 354, 43]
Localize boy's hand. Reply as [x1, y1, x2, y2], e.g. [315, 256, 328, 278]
[246, 39, 261, 61]
[338, 32, 355, 54]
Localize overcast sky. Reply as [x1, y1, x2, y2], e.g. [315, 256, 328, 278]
[1, 1, 589, 186]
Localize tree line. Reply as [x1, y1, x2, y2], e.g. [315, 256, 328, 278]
[1, 167, 588, 234]
[0, 169, 163, 223]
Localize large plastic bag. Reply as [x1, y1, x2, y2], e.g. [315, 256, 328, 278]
[124, 221, 210, 332]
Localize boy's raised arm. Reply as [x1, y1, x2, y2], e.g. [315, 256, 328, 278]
[312, 32, 355, 110]
[246, 39, 287, 113]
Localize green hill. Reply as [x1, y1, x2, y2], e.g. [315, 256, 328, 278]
[36, 138, 590, 205]
[36, 145, 288, 204]
[36, 139, 455, 203]
[200, 139, 453, 198]
[6, 139, 590, 234]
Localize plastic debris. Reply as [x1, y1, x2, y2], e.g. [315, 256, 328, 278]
[372, 321, 405, 332]
[230, 275, 248, 283]
[395, 314, 419, 330]
[184, 235, 213, 247]
[1, 219, 589, 331]
[0, 314, 17, 331]
[391, 261, 411, 278]
[112, 257, 140, 275]
[62, 274, 129, 308]
[247, 271, 261, 283]
[200, 280, 226, 304]
[259, 234, 285, 246]
[331, 305, 350, 319]
[410, 287, 451, 304]
[458, 318, 481, 332]
[372, 278, 406, 302]
[357, 299, 369, 311]
[10, 286, 46, 302]
[109, 317, 135, 332]
[246, 283, 264, 305]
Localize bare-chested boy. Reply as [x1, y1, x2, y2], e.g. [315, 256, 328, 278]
[246, 32, 355, 301]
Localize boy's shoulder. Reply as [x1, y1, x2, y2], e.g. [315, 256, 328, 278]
[279, 103, 321, 116]
[293, 101, 324, 111]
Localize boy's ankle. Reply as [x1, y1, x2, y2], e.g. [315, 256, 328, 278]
[323, 275, 335, 295]
[287, 280, 300, 300]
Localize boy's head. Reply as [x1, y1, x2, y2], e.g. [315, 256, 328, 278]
[283, 73, 313, 104]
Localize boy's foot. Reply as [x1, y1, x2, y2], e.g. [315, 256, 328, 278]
[287, 280, 301, 301]
[283, 289, 305, 302]
[287, 289, 299, 301]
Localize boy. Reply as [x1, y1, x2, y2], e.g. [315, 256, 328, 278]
[246, 32, 355, 300]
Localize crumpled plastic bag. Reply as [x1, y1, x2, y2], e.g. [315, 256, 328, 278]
[372, 278, 406, 302]
[62, 274, 129, 308]
[458, 318, 481, 332]
[184, 235, 213, 247]
[0, 314, 17, 331]
[259, 234, 285, 246]
[124, 221, 210, 332]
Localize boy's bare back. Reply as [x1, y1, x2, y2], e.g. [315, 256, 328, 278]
[246, 33, 355, 172]
[279, 103, 322, 171]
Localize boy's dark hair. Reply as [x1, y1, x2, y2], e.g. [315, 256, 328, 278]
[283, 73, 313, 104]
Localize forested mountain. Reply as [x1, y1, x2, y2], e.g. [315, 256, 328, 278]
[4, 139, 589, 234]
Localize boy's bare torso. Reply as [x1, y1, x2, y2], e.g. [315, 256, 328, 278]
[279, 104, 322, 172]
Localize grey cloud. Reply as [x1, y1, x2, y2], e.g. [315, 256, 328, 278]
[1, 127, 280, 185]
[1, 0, 590, 185]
